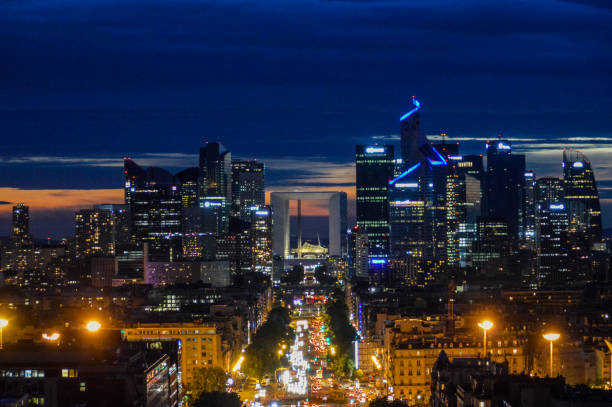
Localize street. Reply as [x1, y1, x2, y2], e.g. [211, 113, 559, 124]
[243, 294, 376, 407]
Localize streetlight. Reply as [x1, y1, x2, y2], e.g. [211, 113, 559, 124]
[371, 355, 381, 370]
[543, 333, 560, 377]
[478, 320, 493, 356]
[232, 355, 245, 372]
[86, 320, 101, 332]
[0, 319, 8, 350]
[604, 339, 612, 388]
[330, 346, 336, 356]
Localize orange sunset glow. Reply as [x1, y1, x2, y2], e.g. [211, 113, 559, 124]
[0, 188, 124, 214]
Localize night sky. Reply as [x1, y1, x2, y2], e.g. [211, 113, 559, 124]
[1, 0, 612, 239]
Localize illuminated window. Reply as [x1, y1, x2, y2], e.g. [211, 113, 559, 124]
[62, 369, 78, 378]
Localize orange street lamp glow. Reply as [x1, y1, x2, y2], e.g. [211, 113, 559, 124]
[42, 332, 60, 341]
[371, 355, 382, 370]
[543, 333, 560, 377]
[478, 320, 494, 356]
[330, 346, 336, 356]
[86, 320, 101, 332]
[232, 355, 245, 372]
[0, 318, 7, 350]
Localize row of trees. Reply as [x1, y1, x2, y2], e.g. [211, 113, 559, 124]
[324, 287, 358, 378]
[187, 366, 241, 407]
[243, 305, 293, 380]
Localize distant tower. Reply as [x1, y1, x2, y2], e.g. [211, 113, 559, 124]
[348, 226, 369, 280]
[355, 145, 394, 258]
[563, 149, 602, 244]
[535, 177, 568, 284]
[400, 97, 425, 166]
[483, 140, 526, 246]
[123, 158, 182, 261]
[75, 208, 115, 258]
[199, 142, 232, 201]
[522, 170, 537, 249]
[11, 203, 32, 248]
[199, 142, 232, 235]
[563, 149, 602, 282]
[231, 160, 265, 222]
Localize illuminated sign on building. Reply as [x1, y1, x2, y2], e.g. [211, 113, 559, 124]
[497, 142, 511, 150]
[365, 147, 385, 154]
[549, 204, 565, 210]
[573, 161, 584, 168]
[204, 201, 222, 207]
[370, 258, 387, 265]
[394, 183, 418, 188]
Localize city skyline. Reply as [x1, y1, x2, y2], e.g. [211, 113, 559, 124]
[1, 2, 612, 405]
[1, 128, 610, 239]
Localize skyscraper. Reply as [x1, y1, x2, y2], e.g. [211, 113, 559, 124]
[11, 203, 32, 248]
[450, 155, 483, 267]
[249, 206, 273, 275]
[232, 160, 265, 222]
[175, 167, 209, 259]
[355, 145, 394, 258]
[123, 158, 182, 261]
[535, 177, 568, 284]
[483, 139, 526, 246]
[199, 142, 232, 235]
[348, 226, 369, 280]
[563, 149, 602, 245]
[94, 204, 131, 245]
[75, 208, 115, 258]
[431, 141, 459, 264]
[563, 149, 602, 282]
[400, 97, 424, 166]
[389, 176, 430, 285]
[388, 98, 453, 283]
[522, 171, 537, 250]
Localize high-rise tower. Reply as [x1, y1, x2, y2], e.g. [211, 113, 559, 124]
[355, 145, 395, 259]
[535, 177, 568, 284]
[522, 171, 537, 249]
[232, 160, 265, 222]
[387, 98, 454, 284]
[11, 203, 32, 248]
[563, 149, 602, 244]
[483, 139, 526, 246]
[75, 208, 115, 258]
[199, 142, 232, 235]
[123, 158, 182, 261]
[563, 149, 602, 282]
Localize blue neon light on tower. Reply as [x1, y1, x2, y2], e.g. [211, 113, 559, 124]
[400, 97, 421, 122]
[389, 162, 421, 185]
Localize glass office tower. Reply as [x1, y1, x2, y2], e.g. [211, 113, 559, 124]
[483, 139, 526, 247]
[355, 145, 394, 258]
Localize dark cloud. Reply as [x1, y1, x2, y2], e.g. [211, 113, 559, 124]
[0, 0, 611, 236]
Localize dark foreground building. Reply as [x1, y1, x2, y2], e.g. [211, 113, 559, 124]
[0, 341, 179, 407]
[431, 351, 612, 407]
